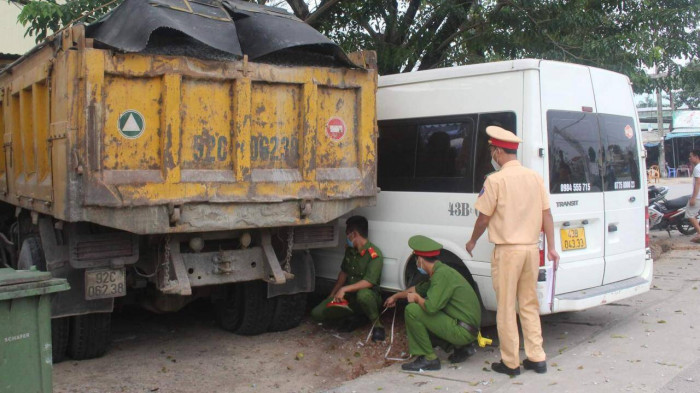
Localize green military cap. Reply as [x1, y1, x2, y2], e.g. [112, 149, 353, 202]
[408, 235, 442, 257]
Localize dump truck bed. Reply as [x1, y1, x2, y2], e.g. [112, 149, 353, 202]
[0, 26, 377, 234]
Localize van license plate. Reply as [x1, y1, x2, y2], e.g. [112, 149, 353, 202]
[560, 228, 587, 251]
[85, 268, 126, 300]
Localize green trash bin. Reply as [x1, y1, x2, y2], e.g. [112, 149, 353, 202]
[0, 267, 69, 393]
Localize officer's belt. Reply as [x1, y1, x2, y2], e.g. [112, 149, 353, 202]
[457, 320, 478, 336]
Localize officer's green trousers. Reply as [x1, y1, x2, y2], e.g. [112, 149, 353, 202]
[310, 289, 382, 326]
[405, 303, 475, 360]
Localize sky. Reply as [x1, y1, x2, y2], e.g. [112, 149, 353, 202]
[0, 2, 38, 55]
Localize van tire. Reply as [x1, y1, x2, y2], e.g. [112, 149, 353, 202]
[51, 317, 70, 363]
[67, 313, 111, 360]
[268, 293, 307, 332]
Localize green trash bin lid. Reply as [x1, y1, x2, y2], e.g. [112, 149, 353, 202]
[0, 267, 69, 300]
[0, 267, 52, 287]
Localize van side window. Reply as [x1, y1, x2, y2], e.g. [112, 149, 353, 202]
[599, 114, 640, 191]
[378, 112, 515, 193]
[547, 111, 603, 194]
[416, 122, 474, 179]
[378, 116, 476, 193]
[377, 125, 418, 190]
[474, 112, 517, 191]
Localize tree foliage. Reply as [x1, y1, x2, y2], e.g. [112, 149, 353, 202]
[10, 0, 699, 96]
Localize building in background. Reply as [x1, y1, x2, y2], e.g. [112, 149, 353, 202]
[638, 107, 700, 175]
[1, 2, 37, 57]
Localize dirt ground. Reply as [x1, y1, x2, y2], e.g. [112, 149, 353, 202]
[53, 295, 416, 393]
[53, 232, 691, 393]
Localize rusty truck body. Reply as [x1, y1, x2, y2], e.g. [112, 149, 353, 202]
[0, 0, 377, 361]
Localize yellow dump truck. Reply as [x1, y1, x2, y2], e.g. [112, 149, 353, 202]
[0, 0, 377, 361]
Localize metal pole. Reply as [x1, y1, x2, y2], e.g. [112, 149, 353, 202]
[656, 87, 666, 177]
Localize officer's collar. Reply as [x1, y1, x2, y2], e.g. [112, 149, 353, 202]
[501, 160, 521, 169]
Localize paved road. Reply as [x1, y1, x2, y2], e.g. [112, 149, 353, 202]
[328, 237, 700, 393]
[653, 177, 693, 200]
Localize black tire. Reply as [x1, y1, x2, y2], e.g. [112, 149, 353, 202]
[268, 292, 308, 332]
[18, 238, 74, 361]
[216, 281, 275, 335]
[215, 284, 244, 332]
[51, 317, 70, 363]
[17, 236, 44, 270]
[678, 219, 697, 235]
[67, 313, 111, 360]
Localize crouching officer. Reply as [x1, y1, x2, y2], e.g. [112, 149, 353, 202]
[310, 216, 385, 341]
[384, 235, 481, 371]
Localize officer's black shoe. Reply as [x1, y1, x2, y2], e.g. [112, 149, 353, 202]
[448, 342, 477, 363]
[523, 358, 547, 374]
[371, 326, 385, 342]
[338, 315, 368, 332]
[491, 361, 521, 376]
[401, 356, 441, 371]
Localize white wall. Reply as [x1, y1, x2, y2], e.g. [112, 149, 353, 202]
[0, 2, 38, 55]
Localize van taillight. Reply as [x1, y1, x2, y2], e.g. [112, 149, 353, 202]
[539, 230, 545, 267]
[645, 207, 650, 248]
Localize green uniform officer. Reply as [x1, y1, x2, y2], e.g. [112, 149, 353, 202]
[311, 216, 385, 341]
[385, 235, 481, 371]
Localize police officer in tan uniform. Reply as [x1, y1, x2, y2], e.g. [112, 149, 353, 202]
[465, 126, 560, 376]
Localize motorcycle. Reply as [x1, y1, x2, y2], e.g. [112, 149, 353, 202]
[648, 185, 697, 236]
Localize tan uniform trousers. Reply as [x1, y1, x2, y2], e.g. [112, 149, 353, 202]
[492, 244, 546, 369]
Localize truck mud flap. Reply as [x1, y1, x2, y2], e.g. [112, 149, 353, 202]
[37, 219, 114, 317]
[267, 251, 315, 298]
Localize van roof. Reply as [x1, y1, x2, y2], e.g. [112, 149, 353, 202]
[379, 59, 592, 87]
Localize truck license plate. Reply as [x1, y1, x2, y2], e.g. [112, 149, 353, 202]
[560, 228, 587, 251]
[85, 268, 126, 300]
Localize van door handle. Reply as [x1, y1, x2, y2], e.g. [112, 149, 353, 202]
[608, 224, 618, 232]
[629, 196, 636, 202]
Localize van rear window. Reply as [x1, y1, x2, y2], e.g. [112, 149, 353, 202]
[547, 111, 640, 194]
[599, 114, 640, 191]
[547, 111, 603, 194]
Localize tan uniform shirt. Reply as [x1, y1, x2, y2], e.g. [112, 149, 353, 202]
[474, 160, 550, 245]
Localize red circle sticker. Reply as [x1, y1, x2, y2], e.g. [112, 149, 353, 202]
[624, 125, 633, 139]
[325, 117, 346, 141]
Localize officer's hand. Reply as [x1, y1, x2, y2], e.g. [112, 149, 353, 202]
[548, 248, 560, 269]
[384, 294, 397, 308]
[691, 199, 696, 207]
[465, 240, 476, 257]
[334, 288, 346, 303]
[407, 293, 420, 304]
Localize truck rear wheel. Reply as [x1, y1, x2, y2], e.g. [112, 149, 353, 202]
[268, 293, 307, 332]
[51, 317, 70, 363]
[17, 237, 73, 362]
[214, 284, 244, 331]
[67, 313, 111, 360]
[216, 281, 275, 335]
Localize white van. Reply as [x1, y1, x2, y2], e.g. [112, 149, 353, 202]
[312, 59, 652, 321]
